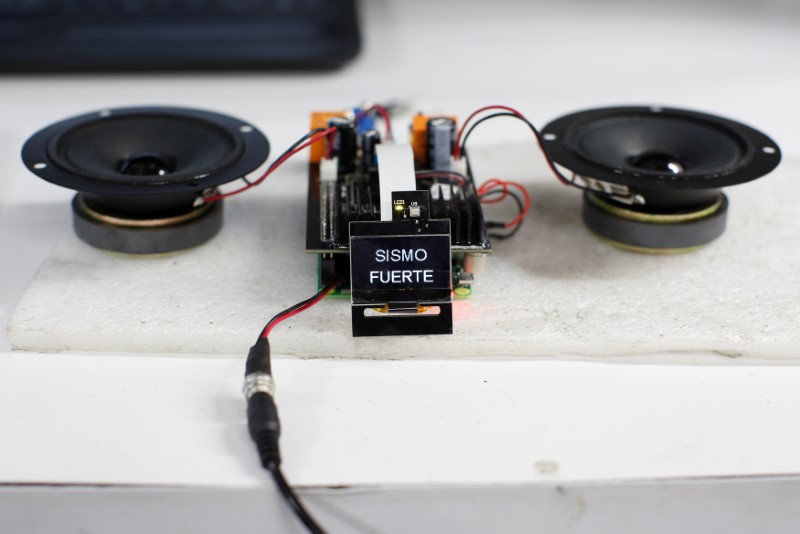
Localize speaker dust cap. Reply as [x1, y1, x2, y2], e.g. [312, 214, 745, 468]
[21, 106, 270, 254]
[541, 106, 781, 253]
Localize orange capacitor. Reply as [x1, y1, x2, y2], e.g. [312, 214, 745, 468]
[410, 114, 430, 165]
[410, 114, 458, 167]
[309, 110, 346, 163]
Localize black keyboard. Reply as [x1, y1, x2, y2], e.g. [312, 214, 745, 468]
[0, 0, 361, 71]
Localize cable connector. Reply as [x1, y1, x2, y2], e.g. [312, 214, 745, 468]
[243, 372, 276, 400]
[244, 339, 281, 468]
[320, 156, 339, 182]
[245, 337, 272, 376]
[449, 155, 468, 177]
[246, 281, 339, 533]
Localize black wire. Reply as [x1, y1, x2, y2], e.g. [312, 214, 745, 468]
[258, 295, 311, 341]
[257, 276, 340, 342]
[461, 147, 478, 188]
[267, 462, 326, 534]
[231, 127, 329, 200]
[252, 277, 341, 534]
[274, 127, 328, 169]
[464, 146, 524, 237]
[461, 146, 524, 238]
[459, 112, 588, 192]
[480, 188, 526, 240]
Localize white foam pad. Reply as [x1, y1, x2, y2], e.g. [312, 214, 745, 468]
[8, 147, 800, 360]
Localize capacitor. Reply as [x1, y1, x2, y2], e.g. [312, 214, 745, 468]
[361, 129, 381, 172]
[427, 117, 456, 171]
[328, 117, 357, 172]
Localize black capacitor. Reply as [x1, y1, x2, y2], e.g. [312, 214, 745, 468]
[427, 117, 456, 171]
[328, 117, 357, 172]
[361, 129, 381, 172]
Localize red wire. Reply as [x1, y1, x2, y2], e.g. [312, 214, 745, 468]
[501, 180, 531, 228]
[325, 132, 335, 159]
[371, 104, 393, 141]
[453, 105, 525, 159]
[479, 178, 531, 228]
[453, 104, 574, 188]
[354, 104, 393, 141]
[203, 127, 337, 204]
[262, 280, 339, 339]
[477, 178, 508, 203]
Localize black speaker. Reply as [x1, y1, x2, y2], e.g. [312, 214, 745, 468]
[22, 106, 270, 254]
[541, 106, 781, 253]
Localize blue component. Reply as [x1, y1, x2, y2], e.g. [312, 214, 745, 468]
[355, 107, 376, 133]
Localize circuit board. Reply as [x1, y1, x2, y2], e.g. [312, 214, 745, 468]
[305, 109, 492, 295]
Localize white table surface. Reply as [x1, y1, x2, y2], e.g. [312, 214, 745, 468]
[2, 1, 800, 532]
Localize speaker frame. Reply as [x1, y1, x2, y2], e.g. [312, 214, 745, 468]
[22, 106, 269, 196]
[541, 106, 781, 193]
[22, 106, 270, 254]
[541, 105, 781, 253]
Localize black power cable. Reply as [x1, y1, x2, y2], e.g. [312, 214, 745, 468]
[244, 277, 342, 534]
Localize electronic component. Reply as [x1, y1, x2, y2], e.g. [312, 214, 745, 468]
[21, 106, 270, 254]
[411, 113, 458, 167]
[306, 107, 492, 336]
[350, 190, 453, 336]
[541, 106, 782, 253]
[327, 117, 358, 172]
[309, 111, 346, 163]
[427, 117, 456, 171]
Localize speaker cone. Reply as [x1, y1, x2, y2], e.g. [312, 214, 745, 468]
[542, 106, 781, 253]
[22, 106, 269, 254]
